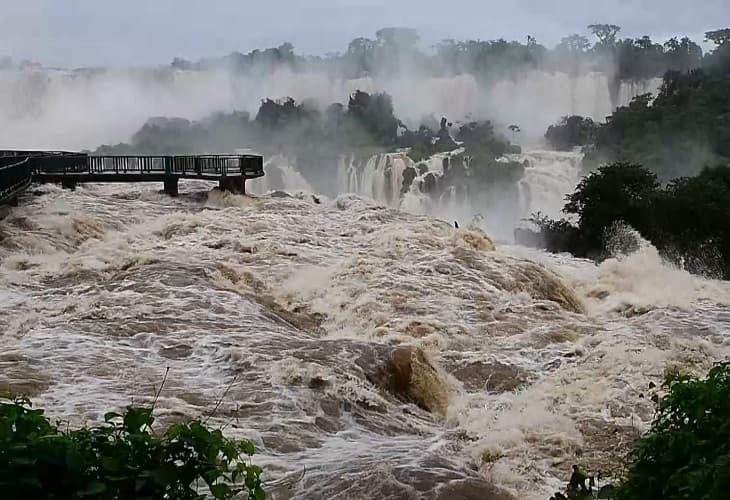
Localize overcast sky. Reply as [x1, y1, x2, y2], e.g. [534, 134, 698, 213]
[1, 0, 728, 67]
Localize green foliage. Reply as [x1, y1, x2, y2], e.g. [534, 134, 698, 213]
[401, 118, 458, 163]
[588, 24, 621, 47]
[346, 90, 401, 147]
[255, 97, 319, 130]
[545, 116, 599, 150]
[0, 397, 265, 500]
[563, 162, 659, 252]
[652, 165, 730, 276]
[617, 362, 730, 500]
[451, 120, 524, 190]
[585, 69, 730, 180]
[523, 213, 590, 257]
[547, 364, 730, 500]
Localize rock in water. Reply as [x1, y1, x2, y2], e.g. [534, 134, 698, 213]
[501, 261, 584, 314]
[369, 346, 449, 416]
[457, 229, 496, 252]
[514, 227, 543, 248]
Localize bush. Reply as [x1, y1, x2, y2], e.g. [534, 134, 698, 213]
[0, 397, 265, 500]
[545, 115, 599, 151]
[617, 362, 730, 499]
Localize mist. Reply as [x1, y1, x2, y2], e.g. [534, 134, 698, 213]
[0, 25, 712, 241]
[0, 61, 656, 151]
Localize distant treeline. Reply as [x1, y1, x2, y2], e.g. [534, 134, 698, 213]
[163, 26, 727, 101]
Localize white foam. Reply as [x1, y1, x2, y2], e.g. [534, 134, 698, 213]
[1, 181, 728, 498]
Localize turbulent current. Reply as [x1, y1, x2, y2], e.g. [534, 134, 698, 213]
[1, 179, 729, 499]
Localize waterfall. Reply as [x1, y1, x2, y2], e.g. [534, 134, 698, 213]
[247, 155, 314, 194]
[508, 149, 584, 220]
[344, 152, 413, 207]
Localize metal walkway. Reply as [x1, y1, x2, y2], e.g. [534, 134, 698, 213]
[0, 151, 264, 205]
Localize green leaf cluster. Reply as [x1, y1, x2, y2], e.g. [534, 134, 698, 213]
[0, 398, 265, 500]
[617, 362, 730, 499]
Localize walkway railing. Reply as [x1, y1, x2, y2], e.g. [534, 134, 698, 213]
[28, 153, 263, 178]
[0, 157, 32, 204]
[0, 151, 265, 205]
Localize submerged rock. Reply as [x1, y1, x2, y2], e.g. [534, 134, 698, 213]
[434, 478, 516, 500]
[451, 360, 531, 393]
[402, 165, 417, 194]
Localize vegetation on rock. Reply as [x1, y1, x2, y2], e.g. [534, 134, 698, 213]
[524, 162, 730, 278]
[545, 116, 599, 151]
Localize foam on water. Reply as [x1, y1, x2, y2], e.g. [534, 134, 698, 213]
[1, 182, 729, 499]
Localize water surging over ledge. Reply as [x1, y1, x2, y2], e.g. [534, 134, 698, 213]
[250, 148, 585, 242]
[1, 183, 729, 499]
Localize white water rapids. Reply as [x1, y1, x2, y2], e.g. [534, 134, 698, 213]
[1, 178, 729, 499]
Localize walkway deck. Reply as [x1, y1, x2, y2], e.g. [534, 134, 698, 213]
[0, 151, 264, 205]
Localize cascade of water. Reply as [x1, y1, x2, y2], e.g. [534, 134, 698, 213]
[508, 149, 584, 220]
[248, 155, 314, 194]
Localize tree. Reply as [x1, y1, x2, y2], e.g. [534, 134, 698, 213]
[654, 166, 730, 276]
[346, 37, 377, 75]
[557, 34, 591, 53]
[347, 90, 401, 146]
[254, 97, 318, 130]
[375, 27, 419, 49]
[663, 37, 703, 72]
[563, 162, 659, 252]
[586, 68, 730, 180]
[588, 24, 621, 47]
[705, 28, 730, 46]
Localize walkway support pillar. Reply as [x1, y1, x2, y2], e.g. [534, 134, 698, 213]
[219, 176, 245, 195]
[163, 176, 179, 197]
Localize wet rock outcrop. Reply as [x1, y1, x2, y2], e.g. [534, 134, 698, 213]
[456, 228, 496, 252]
[500, 261, 584, 314]
[365, 346, 449, 416]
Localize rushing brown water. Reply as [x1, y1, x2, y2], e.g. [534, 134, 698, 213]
[1, 181, 729, 499]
